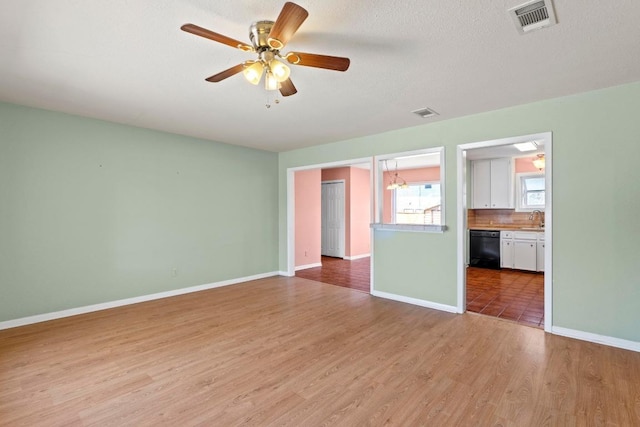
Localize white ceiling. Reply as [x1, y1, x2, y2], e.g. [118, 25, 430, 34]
[1, 1, 639, 152]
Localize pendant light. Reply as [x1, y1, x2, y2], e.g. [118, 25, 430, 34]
[384, 160, 408, 190]
[532, 154, 545, 170]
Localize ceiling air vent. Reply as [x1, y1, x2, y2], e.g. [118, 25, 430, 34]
[509, 0, 557, 34]
[412, 107, 438, 118]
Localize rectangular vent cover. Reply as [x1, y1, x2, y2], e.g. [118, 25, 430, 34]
[509, 0, 557, 34]
[412, 107, 438, 118]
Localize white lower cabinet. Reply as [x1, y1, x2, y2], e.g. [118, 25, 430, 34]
[500, 231, 514, 268]
[536, 233, 545, 272]
[514, 240, 537, 271]
[501, 230, 543, 272]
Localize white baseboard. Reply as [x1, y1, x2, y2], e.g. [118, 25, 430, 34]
[0, 271, 279, 331]
[552, 326, 640, 353]
[371, 290, 458, 314]
[344, 253, 371, 261]
[294, 262, 322, 271]
[278, 270, 294, 277]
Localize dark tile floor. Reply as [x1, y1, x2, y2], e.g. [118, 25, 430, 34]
[295, 256, 370, 292]
[296, 259, 544, 329]
[466, 266, 544, 328]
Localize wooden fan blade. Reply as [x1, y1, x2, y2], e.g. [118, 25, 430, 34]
[267, 2, 309, 50]
[285, 52, 350, 71]
[279, 78, 297, 97]
[181, 23, 253, 52]
[205, 64, 245, 82]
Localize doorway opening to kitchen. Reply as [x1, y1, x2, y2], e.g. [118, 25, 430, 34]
[456, 132, 552, 331]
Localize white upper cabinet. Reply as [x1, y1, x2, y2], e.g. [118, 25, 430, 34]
[471, 160, 492, 208]
[471, 158, 514, 209]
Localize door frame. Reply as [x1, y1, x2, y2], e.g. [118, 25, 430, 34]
[286, 157, 375, 292]
[456, 132, 553, 332]
[320, 180, 346, 258]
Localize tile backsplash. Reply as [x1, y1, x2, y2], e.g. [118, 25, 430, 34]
[468, 209, 544, 228]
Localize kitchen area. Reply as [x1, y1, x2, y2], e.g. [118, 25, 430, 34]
[466, 144, 546, 328]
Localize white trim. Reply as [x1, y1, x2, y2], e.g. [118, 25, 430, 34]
[295, 262, 322, 271]
[372, 290, 458, 313]
[456, 132, 553, 330]
[543, 138, 553, 332]
[552, 326, 640, 353]
[456, 145, 468, 313]
[344, 253, 370, 261]
[278, 270, 293, 277]
[370, 166, 376, 295]
[0, 271, 279, 331]
[287, 168, 296, 277]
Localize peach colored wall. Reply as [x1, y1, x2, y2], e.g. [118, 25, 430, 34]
[349, 167, 371, 257]
[295, 169, 321, 267]
[382, 166, 441, 223]
[516, 157, 543, 173]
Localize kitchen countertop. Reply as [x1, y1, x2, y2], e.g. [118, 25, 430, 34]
[469, 225, 545, 232]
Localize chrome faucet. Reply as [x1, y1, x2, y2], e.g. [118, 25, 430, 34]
[529, 210, 544, 228]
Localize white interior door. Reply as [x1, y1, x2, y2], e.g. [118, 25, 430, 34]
[321, 182, 345, 258]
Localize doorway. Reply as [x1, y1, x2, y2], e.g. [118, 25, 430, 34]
[288, 158, 374, 292]
[456, 132, 552, 331]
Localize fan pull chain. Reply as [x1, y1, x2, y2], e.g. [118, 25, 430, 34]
[265, 91, 281, 109]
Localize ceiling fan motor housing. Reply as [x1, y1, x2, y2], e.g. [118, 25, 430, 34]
[249, 21, 275, 50]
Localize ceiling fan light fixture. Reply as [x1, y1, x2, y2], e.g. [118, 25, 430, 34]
[269, 59, 290, 82]
[243, 61, 264, 85]
[181, 2, 349, 100]
[264, 70, 279, 91]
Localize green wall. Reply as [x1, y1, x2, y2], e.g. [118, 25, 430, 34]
[279, 81, 640, 342]
[0, 102, 279, 321]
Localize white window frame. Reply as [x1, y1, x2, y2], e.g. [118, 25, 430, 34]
[515, 172, 545, 212]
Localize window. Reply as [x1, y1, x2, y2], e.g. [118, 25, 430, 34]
[374, 147, 445, 232]
[393, 182, 441, 225]
[516, 172, 545, 211]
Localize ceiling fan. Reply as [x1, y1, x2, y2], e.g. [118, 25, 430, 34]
[181, 2, 350, 99]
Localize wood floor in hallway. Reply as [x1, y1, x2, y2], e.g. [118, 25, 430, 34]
[1, 276, 639, 426]
[295, 255, 370, 292]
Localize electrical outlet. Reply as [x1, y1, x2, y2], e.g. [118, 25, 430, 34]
[172, 268, 178, 277]
[304, 250, 308, 257]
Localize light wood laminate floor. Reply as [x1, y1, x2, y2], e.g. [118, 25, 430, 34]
[1, 276, 639, 426]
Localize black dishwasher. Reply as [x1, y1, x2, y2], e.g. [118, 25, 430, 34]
[469, 230, 501, 269]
